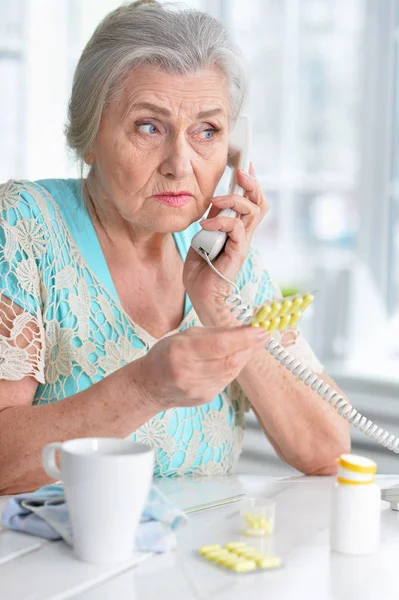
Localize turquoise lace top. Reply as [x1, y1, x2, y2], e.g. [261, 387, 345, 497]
[0, 178, 322, 477]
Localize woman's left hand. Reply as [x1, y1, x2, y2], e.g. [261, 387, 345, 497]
[183, 164, 269, 327]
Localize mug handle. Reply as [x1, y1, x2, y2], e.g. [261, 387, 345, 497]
[42, 442, 63, 480]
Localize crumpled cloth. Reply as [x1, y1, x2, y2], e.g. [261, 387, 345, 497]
[2, 484, 187, 553]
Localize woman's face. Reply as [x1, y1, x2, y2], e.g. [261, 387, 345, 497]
[89, 66, 230, 232]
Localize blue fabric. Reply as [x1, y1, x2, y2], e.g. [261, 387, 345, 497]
[0, 179, 277, 477]
[2, 483, 187, 553]
[37, 179, 196, 319]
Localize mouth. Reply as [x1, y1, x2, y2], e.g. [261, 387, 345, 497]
[153, 192, 193, 207]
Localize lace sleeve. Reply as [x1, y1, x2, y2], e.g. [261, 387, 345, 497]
[0, 180, 45, 383]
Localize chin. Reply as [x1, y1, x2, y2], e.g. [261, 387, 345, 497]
[150, 209, 203, 233]
[154, 216, 197, 233]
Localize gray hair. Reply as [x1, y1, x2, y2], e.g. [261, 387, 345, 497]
[65, 0, 247, 162]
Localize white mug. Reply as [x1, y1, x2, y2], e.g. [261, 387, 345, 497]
[42, 438, 154, 564]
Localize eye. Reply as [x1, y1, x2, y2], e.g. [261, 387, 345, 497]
[138, 123, 158, 135]
[199, 126, 220, 140]
[202, 128, 215, 139]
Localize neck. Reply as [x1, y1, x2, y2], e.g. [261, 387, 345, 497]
[84, 173, 171, 263]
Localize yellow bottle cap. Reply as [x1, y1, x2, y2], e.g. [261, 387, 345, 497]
[338, 454, 377, 475]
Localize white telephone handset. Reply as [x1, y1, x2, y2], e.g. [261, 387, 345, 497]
[191, 115, 251, 261]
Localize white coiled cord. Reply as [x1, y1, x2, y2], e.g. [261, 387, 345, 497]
[201, 251, 399, 454]
[266, 338, 399, 454]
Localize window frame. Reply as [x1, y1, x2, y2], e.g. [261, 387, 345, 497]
[357, 0, 398, 313]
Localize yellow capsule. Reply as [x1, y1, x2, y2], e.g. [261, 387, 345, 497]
[301, 293, 314, 310]
[215, 554, 237, 566]
[243, 512, 255, 523]
[255, 304, 272, 323]
[291, 297, 303, 311]
[279, 299, 293, 315]
[289, 311, 302, 328]
[260, 520, 273, 534]
[199, 544, 221, 555]
[278, 314, 291, 331]
[204, 550, 230, 561]
[257, 518, 265, 529]
[249, 320, 260, 327]
[240, 550, 260, 560]
[234, 546, 250, 556]
[268, 317, 280, 332]
[225, 542, 246, 551]
[233, 560, 257, 573]
[256, 555, 282, 569]
[268, 302, 281, 319]
[259, 320, 270, 330]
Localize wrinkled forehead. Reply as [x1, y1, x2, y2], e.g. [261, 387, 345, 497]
[113, 65, 230, 123]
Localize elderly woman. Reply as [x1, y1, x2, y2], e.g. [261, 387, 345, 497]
[0, 0, 349, 493]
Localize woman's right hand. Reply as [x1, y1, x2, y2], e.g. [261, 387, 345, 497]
[133, 326, 270, 409]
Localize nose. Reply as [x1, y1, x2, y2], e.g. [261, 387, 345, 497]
[159, 132, 193, 180]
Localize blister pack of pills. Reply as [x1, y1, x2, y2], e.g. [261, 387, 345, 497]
[249, 292, 314, 333]
[198, 542, 282, 573]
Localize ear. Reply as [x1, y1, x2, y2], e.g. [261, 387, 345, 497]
[84, 152, 95, 165]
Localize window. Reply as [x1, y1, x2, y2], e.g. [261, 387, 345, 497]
[223, 0, 364, 279]
[1, 0, 398, 376]
[389, 5, 399, 313]
[0, 0, 24, 181]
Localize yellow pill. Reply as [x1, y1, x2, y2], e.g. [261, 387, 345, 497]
[244, 512, 255, 519]
[234, 547, 248, 555]
[244, 512, 255, 522]
[268, 302, 281, 319]
[247, 553, 265, 563]
[257, 518, 266, 528]
[279, 314, 291, 331]
[268, 317, 280, 332]
[240, 550, 260, 560]
[255, 304, 272, 323]
[256, 555, 282, 569]
[199, 544, 221, 555]
[259, 320, 270, 330]
[215, 554, 237, 566]
[232, 560, 257, 573]
[261, 524, 273, 535]
[244, 517, 259, 529]
[250, 320, 261, 327]
[204, 550, 230, 561]
[289, 311, 302, 328]
[291, 297, 303, 311]
[225, 542, 247, 551]
[279, 299, 292, 315]
[301, 293, 314, 310]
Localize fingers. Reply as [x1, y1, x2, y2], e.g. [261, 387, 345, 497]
[185, 326, 270, 360]
[208, 346, 258, 380]
[200, 214, 246, 247]
[203, 167, 268, 231]
[210, 195, 256, 220]
[236, 168, 268, 216]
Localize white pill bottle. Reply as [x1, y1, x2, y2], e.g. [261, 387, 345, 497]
[330, 453, 380, 554]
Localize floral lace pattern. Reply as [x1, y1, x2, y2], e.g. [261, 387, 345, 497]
[0, 179, 323, 477]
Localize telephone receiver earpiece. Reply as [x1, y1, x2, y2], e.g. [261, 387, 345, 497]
[191, 115, 251, 261]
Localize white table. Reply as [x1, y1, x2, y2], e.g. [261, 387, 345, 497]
[2, 474, 399, 599]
